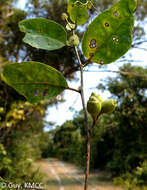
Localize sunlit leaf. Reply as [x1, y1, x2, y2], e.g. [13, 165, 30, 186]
[1, 62, 68, 103]
[82, 0, 137, 65]
[19, 18, 67, 50]
[67, 0, 88, 25]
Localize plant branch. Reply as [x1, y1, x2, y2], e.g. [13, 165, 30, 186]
[74, 46, 91, 190]
[67, 87, 80, 93]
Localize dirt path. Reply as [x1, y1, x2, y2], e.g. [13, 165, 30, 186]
[35, 158, 122, 190]
[48, 163, 65, 190]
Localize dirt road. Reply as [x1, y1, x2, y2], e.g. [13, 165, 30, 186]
[35, 158, 122, 190]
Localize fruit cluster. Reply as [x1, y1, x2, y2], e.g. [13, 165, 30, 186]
[87, 92, 117, 122]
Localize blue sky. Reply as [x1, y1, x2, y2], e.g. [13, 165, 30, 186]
[15, 0, 147, 128]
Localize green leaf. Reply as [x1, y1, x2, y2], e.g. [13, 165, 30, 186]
[82, 0, 137, 65]
[67, 0, 88, 25]
[1, 62, 68, 103]
[19, 18, 67, 50]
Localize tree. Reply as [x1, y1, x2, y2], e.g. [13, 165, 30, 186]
[98, 63, 147, 174]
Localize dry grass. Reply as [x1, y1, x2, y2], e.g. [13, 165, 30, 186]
[35, 158, 123, 190]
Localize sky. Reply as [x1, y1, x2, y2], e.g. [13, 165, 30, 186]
[15, 0, 27, 9]
[15, 0, 147, 129]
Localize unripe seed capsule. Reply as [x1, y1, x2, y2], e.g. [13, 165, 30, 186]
[87, 93, 102, 122]
[101, 99, 117, 114]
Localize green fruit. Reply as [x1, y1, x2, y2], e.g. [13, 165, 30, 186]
[101, 99, 117, 114]
[87, 93, 102, 121]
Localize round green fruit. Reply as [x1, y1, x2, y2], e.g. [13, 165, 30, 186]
[101, 99, 117, 114]
[87, 95, 102, 121]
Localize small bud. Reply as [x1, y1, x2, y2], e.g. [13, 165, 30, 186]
[68, 34, 80, 46]
[87, 93, 102, 122]
[101, 99, 117, 114]
[61, 13, 68, 21]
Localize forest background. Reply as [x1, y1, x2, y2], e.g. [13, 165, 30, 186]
[0, 0, 147, 189]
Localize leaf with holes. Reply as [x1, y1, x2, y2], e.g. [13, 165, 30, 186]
[19, 18, 67, 50]
[1, 62, 68, 103]
[67, 0, 88, 25]
[82, 0, 137, 65]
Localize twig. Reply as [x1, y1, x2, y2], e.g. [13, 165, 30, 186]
[132, 40, 147, 46]
[74, 46, 91, 190]
[67, 87, 80, 93]
[131, 46, 147, 51]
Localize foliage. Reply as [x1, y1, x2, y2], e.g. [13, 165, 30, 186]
[0, 107, 47, 188]
[97, 64, 147, 174]
[19, 18, 67, 50]
[2, 62, 68, 103]
[114, 160, 147, 190]
[0, 0, 77, 185]
[49, 120, 85, 165]
[67, 0, 89, 25]
[1, 0, 137, 105]
[82, 0, 136, 64]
